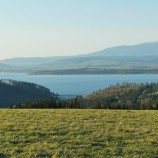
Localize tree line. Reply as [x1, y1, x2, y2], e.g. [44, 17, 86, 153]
[9, 82, 158, 110]
[10, 98, 83, 109]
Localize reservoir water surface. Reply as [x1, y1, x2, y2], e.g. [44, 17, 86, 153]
[1, 73, 158, 95]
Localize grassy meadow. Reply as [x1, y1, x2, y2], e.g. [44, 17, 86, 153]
[0, 109, 158, 158]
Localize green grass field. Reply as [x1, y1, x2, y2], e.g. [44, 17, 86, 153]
[0, 110, 158, 158]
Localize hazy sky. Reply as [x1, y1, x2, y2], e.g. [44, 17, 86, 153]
[0, 0, 158, 59]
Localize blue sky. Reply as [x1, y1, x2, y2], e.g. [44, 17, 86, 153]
[0, 0, 158, 59]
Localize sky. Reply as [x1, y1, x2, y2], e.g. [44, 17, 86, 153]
[0, 0, 158, 59]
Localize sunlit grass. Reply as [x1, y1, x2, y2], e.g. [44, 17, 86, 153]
[0, 109, 158, 157]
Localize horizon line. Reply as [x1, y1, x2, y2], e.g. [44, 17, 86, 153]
[0, 41, 158, 60]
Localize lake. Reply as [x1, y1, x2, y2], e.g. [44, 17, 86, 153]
[1, 73, 158, 96]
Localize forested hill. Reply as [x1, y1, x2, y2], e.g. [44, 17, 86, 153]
[0, 79, 56, 108]
[85, 83, 158, 109]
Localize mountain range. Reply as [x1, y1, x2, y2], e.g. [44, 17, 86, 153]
[84, 42, 158, 57]
[0, 42, 158, 74]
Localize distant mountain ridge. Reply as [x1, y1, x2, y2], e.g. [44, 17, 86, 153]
[0, 63, 12, 68]
[84, 42, 158, 57]
[0, 42, 158, 73]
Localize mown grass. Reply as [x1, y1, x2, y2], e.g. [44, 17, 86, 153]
[0, 110, 158, 158]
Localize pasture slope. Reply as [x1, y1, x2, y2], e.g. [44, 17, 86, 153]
[0, 109, 158, 158]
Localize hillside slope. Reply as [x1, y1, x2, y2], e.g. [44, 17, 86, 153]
[85, 82, 158, 109]
[0, 79, 56, 108]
